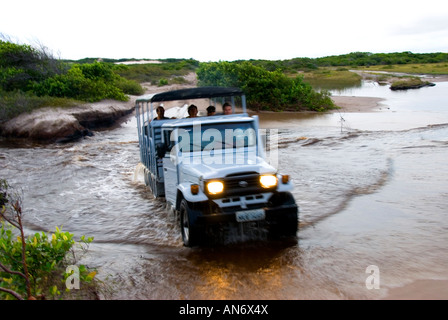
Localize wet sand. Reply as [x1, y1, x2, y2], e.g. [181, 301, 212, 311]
[330, 96, 386, 113]
[384, 280, 448, 300]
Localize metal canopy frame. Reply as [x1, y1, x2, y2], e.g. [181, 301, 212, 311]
[135, 86, 246, 122]
[136, 86, 244, 103]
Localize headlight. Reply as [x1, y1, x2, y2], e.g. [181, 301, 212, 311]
[206, 181, 224, 194]
[260, 174, 278, 188]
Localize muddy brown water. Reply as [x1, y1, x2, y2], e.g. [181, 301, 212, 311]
[1, 81, 447, 299]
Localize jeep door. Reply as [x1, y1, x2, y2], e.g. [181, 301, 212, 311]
[162, 129, 178, 206]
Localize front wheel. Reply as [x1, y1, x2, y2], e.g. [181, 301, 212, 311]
[269, 211, 298, 238]
[180, 200, 200, 247]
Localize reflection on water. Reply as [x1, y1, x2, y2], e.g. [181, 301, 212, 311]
[258, 81, 448, 132]
[1, 82, 448, 299]
[332, 80, 448, 112]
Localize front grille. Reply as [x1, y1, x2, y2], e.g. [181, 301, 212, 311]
[226, 174, 259, 189]
[205, 173, 275, 198]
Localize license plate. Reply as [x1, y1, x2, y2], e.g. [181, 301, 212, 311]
[236, 209, 265, 222]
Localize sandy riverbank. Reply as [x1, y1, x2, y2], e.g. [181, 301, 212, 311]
[330, 96, 386, 113]
[0, 99, 136, 142]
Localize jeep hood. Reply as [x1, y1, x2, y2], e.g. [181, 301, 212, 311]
[180, 156, 277, 181]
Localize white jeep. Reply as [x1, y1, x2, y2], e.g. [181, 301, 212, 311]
[135, 87, 298, 246]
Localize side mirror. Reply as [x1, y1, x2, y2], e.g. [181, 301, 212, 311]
[156, 143, 167, 158]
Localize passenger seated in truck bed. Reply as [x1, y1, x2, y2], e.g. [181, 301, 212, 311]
[154, 106, 170, 120]
[186, 104, 198, 118]
[207, 106, 216, 116]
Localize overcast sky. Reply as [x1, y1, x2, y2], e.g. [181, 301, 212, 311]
[2, 0, 447, 61]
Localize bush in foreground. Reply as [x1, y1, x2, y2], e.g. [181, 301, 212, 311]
[1, 179, 97, 300]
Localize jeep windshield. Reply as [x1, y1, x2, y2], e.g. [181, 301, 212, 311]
[177, 121, 257, 152]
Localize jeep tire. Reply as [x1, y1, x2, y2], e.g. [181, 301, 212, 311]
[180, 199, 200, 247]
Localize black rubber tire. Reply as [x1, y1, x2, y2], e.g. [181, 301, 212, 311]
[269, 212, 298, 238]
[180, 199, 200, 247]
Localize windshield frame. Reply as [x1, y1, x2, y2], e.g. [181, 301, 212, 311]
[175, 121, 257, 152]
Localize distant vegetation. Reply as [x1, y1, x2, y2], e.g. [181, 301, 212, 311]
[240, 52, 448, 91]
[316, 51, 448, 67]
[112, 58, 199, 85]
[301, 67, 363, 90]
[1, 33, 447, 121]
[356, 62, 448, 75]
[245, 51, 448, 71]
[0, 37, 144, 122]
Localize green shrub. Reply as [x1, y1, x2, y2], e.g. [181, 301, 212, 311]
[0, 223, 94, 299]
[0, 40, 66, 92]
[197, 61, 336, 112]
[33, 63, 130, 102]
[158, 78, 169, 86]
[1, 179, 96, 300]
[114, 77, 144, 96]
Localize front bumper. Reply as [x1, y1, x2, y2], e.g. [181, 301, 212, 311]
[195, 203, 298, 225]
